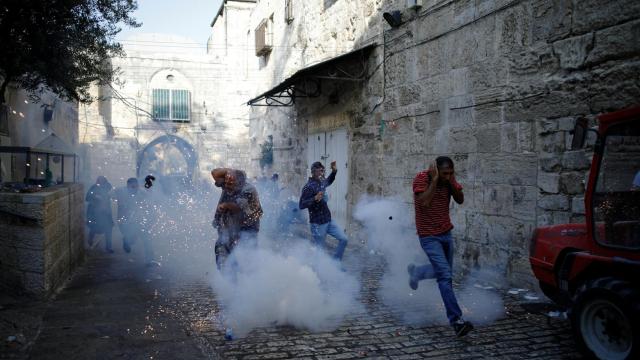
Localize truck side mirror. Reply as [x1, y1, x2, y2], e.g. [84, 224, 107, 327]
[571, 117, 588, 150]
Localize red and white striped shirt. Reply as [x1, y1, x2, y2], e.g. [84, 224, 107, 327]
[413, 171, 463, 237]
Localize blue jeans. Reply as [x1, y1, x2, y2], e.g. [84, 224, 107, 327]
[413, 231, 463, 324]
[310, 220, 348, 260]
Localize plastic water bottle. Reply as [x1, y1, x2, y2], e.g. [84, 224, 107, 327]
[224, 328, 234, 341]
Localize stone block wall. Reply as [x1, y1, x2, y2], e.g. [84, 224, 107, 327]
[0, 183, 85, 297]
[79, 139, 138, 186]
[247, 0, 640, 285]
[375, 0, 640, 284]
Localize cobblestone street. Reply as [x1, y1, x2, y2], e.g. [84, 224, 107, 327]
[2, 242, 582, 360]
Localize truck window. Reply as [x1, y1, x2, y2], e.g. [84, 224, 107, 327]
[592, 121, 640, 249]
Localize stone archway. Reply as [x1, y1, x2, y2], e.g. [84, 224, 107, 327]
[137, 135, 197, 193]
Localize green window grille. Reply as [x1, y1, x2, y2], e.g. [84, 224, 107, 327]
[152, 89, 190, 122]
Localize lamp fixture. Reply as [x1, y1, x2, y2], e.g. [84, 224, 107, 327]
[383, 11, 402, 28]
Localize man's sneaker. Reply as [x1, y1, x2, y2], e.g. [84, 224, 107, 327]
[452, 319, 474, 337]
[105, 248, 114, 254]
[123, 241, 131, 253]
[407, 264, 418, 290]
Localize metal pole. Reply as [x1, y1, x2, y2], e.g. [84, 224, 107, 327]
[61, 155, 65, 183]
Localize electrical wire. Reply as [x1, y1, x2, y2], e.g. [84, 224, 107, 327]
[382, 91, 549, 125]
[385, 0, 525, 59]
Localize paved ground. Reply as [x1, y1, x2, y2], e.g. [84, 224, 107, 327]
[1, 240, 582, 360]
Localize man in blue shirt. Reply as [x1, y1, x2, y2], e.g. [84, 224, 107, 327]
[299, 161, 348, 260]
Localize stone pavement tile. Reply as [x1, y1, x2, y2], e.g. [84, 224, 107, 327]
[243, 353, 291, 359]
[401, 345, 433, 353]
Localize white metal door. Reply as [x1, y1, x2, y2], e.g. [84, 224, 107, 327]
[307, 132, 325, 172]
[307, 128, 349, 231]
[326, 128, 348, 231]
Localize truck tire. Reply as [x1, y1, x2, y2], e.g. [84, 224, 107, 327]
[571, 277, 640, 360]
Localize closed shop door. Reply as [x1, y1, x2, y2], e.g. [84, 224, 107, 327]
[306, 128, 349, 230]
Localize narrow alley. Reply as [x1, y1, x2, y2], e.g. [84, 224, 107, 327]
[2, 1, 639, 359]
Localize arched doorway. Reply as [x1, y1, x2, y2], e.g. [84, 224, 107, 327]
[137, 135, 197, 193]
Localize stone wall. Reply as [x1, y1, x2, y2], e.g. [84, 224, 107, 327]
[0, 183, 85, 297]
[246, 0, 640, 285]
[247, 0, 383, 181]
[375, 0, 640, 284]
[79, 139, 138, 186]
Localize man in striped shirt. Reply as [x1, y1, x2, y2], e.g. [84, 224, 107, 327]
[408, 156, 474, 337]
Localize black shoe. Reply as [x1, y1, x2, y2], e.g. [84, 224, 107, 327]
[452, 320, 474, 337]
[105, 248, 114, 254]
[407, 264, 418, 290]
[123, 241, 131, 253]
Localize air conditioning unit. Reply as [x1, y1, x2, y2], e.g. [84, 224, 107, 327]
[255, 18, 273, 56]
[407, 0, 423, 9]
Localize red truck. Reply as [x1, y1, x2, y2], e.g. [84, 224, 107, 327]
[529, 106, 640, 359]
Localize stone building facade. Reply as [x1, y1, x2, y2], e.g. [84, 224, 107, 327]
[238, 0, 640, 284]
[81, 27, 257, 188]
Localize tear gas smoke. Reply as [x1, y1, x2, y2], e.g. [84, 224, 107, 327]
[208, 176, 362, 338]
[210, 241, 362, 338]
[83, 142, 503, 341]
[354, 196, 504, 326]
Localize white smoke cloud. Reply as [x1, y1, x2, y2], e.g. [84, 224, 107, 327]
[89, 163, 502, 339]
[210, 241, 362, 338]
[353, 196, 504, 326]
[458, 269, 506, 325]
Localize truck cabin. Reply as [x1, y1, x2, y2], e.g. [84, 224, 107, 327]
[574, 112, 640, 250]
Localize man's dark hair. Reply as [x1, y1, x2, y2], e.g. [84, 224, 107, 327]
[436, 156, 454, 169]
[144, 175, 156, 189]
[127, 177, 138, 185]
[311, 161, 325, 170]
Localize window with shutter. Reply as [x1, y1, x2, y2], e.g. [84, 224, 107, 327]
[152, 89, 190, 122]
